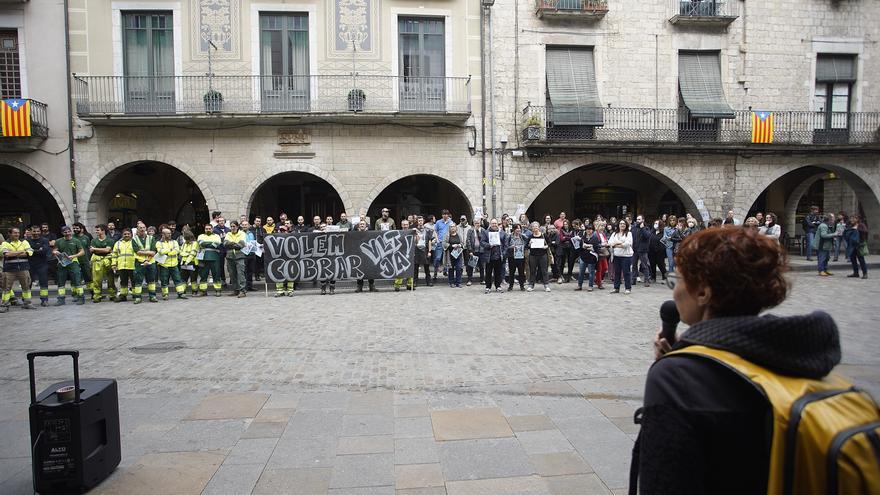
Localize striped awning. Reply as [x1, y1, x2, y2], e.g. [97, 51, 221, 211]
[546, 48, 603, 126]
[678, 51, 735, 119]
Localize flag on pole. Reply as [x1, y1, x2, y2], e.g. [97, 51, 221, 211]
[1, 99, 32, 137]
[751, 111, 774, 144]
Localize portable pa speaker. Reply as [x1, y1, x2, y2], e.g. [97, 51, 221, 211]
[28, 351, 121, 494]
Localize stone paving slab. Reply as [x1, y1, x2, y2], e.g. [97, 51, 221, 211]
[0, 272, 877, 494]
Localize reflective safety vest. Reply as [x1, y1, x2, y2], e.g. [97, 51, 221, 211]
[155, 240, 180, 268]
[90, 236, 114, 268]
[180, 241, 199, 267]
[197, 233, 221, 261]
[1, 239, 33, 272]
[132, 235, 156, 264]
[112, 239, 136, 271]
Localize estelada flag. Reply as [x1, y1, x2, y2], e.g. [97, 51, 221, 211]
[751, 111, 773, 144]
[1, 98, 31, 137]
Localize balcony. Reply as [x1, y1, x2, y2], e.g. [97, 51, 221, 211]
[0, 99, 48, 152]
[536, 0, 608, 20]
[520, 105, 880, 153]
[669, 0, 739, 26]
[73, 74, 472, 126]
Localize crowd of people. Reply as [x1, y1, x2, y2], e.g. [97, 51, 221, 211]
[0, 204, 870, 313]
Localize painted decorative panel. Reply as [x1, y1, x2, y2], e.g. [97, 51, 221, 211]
[191, 0, 241, 60]
[328, 0, 380, 60]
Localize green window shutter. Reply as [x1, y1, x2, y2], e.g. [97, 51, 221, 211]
[546, 47, 603, 125]
[678, 51, 735, 119]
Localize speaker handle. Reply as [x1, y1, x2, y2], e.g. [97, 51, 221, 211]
[27, 351, 81, 405]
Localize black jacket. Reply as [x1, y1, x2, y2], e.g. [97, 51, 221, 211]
[633, 311, 840, 495]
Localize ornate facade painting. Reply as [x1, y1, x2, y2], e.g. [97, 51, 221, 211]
[191, 0, 241, 60]
[329, 0, 379, 59]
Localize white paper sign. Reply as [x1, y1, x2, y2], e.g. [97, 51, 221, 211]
[153, 253, 168, 264]
[488, 231, 501, 246]
[529, 238, 546, 250]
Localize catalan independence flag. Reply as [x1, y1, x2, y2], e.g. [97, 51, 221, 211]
[1, 98, 32, 137]
[751, 111, 774, 144]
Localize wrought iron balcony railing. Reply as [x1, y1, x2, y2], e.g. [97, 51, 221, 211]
[521, 105, 880, 146]
[73, 75, 471, 118]
[670, 0, 739, 25]
[536, 0, 608, 19]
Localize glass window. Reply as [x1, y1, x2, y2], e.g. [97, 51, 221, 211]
[259, 13, 309, 111]
[0, 30, 21, 99]
[122, 12, 174, 113]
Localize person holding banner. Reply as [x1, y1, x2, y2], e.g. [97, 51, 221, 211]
[316, 223, 336, 295]
[354, 221, 377, 293]
[272, 225, 296, 297]
[481, 218, 507, 293]
[413, 216, 434, 287]
[197, 223, 223, 297]
[394, 219, 416, 291]
[224, 221, 247, 298]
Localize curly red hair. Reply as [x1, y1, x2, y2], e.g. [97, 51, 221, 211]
[675, 227, 789, 316]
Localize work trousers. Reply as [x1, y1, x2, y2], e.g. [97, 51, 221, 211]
[507, 258, 525, 289]
[159, 265, 186, 296]
[133, 262, 157, 299]
[199, 259, 222, 292]
[529, 254, 550, 286]
[57, 262, 83, 300]
[2, 270, 32, 304]
[116, 270, 133, 298]
[226, 257, 246, 293]
[30, 263, 49, 301]
[91, 258, 117, 300]
[485, 258, 504, 289]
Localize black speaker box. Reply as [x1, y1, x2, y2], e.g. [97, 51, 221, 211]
[28, 351, 121, 494]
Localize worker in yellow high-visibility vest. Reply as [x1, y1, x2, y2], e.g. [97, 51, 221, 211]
[1, 227, 36, 312]
[111, 229, 136, 302]
[179, 230, 200, 295]
[132, 222, 158, 304]
[156, 228, 188, 300]
[89, 224, 117, 302]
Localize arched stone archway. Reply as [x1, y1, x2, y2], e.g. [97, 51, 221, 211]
[739, 162, 880, 248]
[364, 174, 473, 223]
[82, 154, 219, 228]
[240, 163, 354, 217]
[520, 158, 710, 222]
[0, 160, 72, 226]
[782, 173, 826, 237]
[246, 169, 348, 223]
[361, 168, 479, 218]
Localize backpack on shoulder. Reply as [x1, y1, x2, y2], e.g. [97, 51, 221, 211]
[663, 346, 880, 495]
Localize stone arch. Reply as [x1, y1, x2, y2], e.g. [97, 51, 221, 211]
[520, 157, 710, 221]
[738, 161, 880, 247]
[239, 163, 354, 217]
[0, 159, 73, 225]
[80, 152, 219, 227]
[782, 173, 826, 237]
[360, 168, 478, 216]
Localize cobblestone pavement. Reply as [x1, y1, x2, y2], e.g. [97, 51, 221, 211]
[1, 269, 877, 494]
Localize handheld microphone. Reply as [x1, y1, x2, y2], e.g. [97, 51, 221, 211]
[659, 300, 680, 345]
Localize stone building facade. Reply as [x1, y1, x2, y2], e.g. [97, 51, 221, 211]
[2, 0, 879, 247]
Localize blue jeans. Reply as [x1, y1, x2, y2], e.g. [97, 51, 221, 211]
[817, 249, 830, 273]
[833, 237, 844, 260]
[448, 255, 463, 286]
[577, 258, 596, 288]
[805, 231, 816, 260]
[666, 246, 675, 272]
[613, 256, 632, 291]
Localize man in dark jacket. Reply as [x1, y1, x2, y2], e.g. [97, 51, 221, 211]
[647, 221, 667, 283]
[28, 224, 52, 306]
[802, 205, 821, 261]
[631, 216, 652, 288]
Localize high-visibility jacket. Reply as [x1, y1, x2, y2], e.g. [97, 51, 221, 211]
[90, 236, 114, 268]
[111, 239, 136, 271]
[1, 239, 32, 272]
[156, 240, 180, 268]
[197, 233, 221, 261]
[180, 241, 199, 267]
[224, 231, 246, 259]
[132, 235, 157, 264]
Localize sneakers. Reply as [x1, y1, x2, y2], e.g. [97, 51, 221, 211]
[574, 286, 582, 291]
[149, 296, 158, 303]
[162, 294, 168, 301]
[624, 289, 631, 295]
[819, 271, 832, 277]
[519, 285, 525, 291]
[544, 285, 551, 292]
[177, 293, 188, 299]
[55, 298, 66, 306]
[40, 300, 49, 307]
[0, 305, 7, 313]
[863, 274, 869, 279]
[609, 289, 620, 294]
[847, 273, 860, 278]
[587, 287, 593, 292]
[274, 292, 285, 297]
[395, 286, 401, 292]
[526, 286, 534, 292]
[75, 298, 85, 305]
[485, 288, 490, 294]
[238, 292, 247, 298]
[355, 286, 363, 293]
[133, 298, 142, 304]
[466, 281, 472, 287]
[496, 287, 504, 293]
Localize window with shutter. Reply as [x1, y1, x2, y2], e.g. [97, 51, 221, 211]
[678, 51, 734, 119]
[545, 47, 603, 126]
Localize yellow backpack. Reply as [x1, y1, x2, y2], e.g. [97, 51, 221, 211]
[671, 346, 880, 495]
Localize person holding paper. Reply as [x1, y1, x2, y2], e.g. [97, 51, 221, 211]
[444, 223, 465, 288]
[197, 223, 223, 297]
[467, 218, 485, 285]
[179, 231, 200, 295]
[526, 223, 551, 292]
[505, 224, 527, 291]
[394, 219, 417, 291]
[224, 221, 247, 298]
[481, 218, 508, 293]
[576, 224, 601, 291]
[52, 225, 86, 305]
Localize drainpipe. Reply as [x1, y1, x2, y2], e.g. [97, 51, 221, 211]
[489, 7, 496, 218]
[63, 0, 79, 222]
[480, 5, 487, 218]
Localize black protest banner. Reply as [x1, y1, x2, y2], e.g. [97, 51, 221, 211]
[263, 230, 415, 282]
